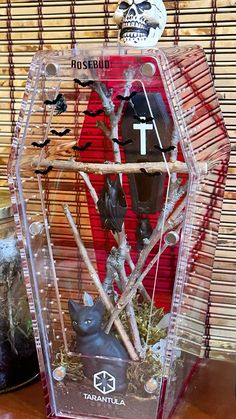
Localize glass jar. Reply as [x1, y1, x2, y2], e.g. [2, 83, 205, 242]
[0, 190, 39, 393]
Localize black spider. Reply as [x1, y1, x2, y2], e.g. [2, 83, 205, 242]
[55, 95, 67, 115]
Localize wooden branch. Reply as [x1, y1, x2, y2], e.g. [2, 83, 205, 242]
[91, 71, 144, 352]
[114, 68, 134, 123]
[92, 82, 114, 115]
[125, 251, 151, 302]
[116, 231, 143, 356]
[78, 163, 150, 303]
[92, 81, 121, 163]
[117, 265, 143, 356]
[79, 172, 98, 209]
[62, 204, 139, 361]
[96, 120, 111, 138]
[105, 217, 184, 335]
[92, 74, 150, 305]
[105, 196, 187, 332]
[32, 158, 208, 175]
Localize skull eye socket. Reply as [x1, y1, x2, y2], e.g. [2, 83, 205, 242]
[119, 1, 129, 10]
[139, 1, 151, 11]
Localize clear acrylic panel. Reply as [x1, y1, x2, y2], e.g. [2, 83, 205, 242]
[8, 44, 230, 419]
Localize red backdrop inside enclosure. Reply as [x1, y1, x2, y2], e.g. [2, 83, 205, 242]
[75, 55, 186, 312]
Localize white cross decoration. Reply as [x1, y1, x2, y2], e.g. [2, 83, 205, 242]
[133, 121, 153, 155]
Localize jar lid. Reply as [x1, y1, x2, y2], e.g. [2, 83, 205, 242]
[0, 190, 13, 220]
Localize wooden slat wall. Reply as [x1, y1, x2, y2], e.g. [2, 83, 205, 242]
[1, 0, 235, 360]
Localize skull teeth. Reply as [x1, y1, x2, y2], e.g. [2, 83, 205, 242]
[122, 20, 147, 30]
[121, 27, 149, 38]
[123, 32, 148, 41]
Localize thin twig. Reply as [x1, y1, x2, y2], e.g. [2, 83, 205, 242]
[79, 171, 98, 209]
[62, 203, 139, 361]
[105, 217, 184, 334]
[106, 123, 187, 330]
[105, 193, 187, 331]
[92, 71, 144, 352]
[80, 161, 150, 303]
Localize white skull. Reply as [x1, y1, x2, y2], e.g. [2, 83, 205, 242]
[113, 0, 167, 48]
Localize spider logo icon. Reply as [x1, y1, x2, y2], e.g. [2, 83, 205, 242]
[93, 370, 116, 395]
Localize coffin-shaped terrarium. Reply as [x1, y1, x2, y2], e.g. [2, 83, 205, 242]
[8, 44, 230, 419]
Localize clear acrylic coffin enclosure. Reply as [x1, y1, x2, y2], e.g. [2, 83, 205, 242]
[8, 44, 230, 419]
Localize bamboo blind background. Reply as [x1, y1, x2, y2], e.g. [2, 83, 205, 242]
[0, 0, 236, 360]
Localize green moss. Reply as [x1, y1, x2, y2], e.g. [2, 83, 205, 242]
[53, 349, 84, 382]
[127, 350, 162, 394]
[103, 295, 167, 346]
[103, 296, 167, 394]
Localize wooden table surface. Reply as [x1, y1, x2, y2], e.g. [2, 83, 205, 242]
[0, 360, 235, 419]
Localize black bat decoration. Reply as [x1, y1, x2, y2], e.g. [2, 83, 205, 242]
[140, 168, 161, 177]
[44, 94, 63, 106]
[35, 166, 53, 175]
[83, 109, 104, 117]
[72, 142, 92, 152]
[50, 128, 71, 137]
[31, 139, 50, 148]
[97, 175, 127, 233]
[136, 216, 153, 251]
[154, 145, 176, 153]
[112, 138, 133, 147]
[74, 78, 94, 87]
[116, 91, 137, 101]
[133, 115, 154, 123]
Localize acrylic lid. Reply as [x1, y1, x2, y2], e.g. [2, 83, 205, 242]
[0, 190, 13, 220]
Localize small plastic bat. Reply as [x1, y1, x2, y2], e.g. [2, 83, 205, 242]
[44, 94, 63, 106]
[50, 128, 71, 137]
[133, 115, 154, 123]
[140, 168, 161, 177]
[74, 78, 94, 87]
[31, 139, 50, 148]
[97, 176, 127, 233]
[112, 138, 133, 147]
[83, 109, 104, 117]
[116, 91, 137, 101]
[72, 142, 92, 151]
[154, 145, 176, 153]
[35, 166, 53, 175]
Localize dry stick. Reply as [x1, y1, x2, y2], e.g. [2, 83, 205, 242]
[104, 116, 189, 333]
[125, 250, 151, 302]
[32, 158, 207, 175]
[124, 182, 187, 296]
[140, 222, 183, 287]
[92, 71, 143, 354]
[78, 165, 149, 303]
[79, 171, 98, 210]
[116, 233, 143, 356]
[119, 269, 144, 357]
[105, 191, 187, 333]
[63, 204, 138, 361]
[107, 219, 184, 339]
[93, 88, 187, 332]
[156, 128, 183, 232]
[105, 127, 186, 331]
[93, 67, 133, 164]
